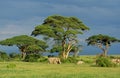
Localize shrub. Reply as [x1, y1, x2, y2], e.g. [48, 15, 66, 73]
[37, 56, 47, 62]
[9, 52, 20, 58]
[0, 51, 9, 61]
[96, 56, 116, 67]
[24, 54, 40, 62]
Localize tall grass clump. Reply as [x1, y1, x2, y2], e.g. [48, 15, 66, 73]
[6, 63, 16, 68]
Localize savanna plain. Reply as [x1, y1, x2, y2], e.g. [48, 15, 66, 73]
[0, 56, 120, 78]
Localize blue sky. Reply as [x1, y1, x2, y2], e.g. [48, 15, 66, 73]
[0, 0, 120, 54]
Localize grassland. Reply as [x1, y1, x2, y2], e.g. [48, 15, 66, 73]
[0, 61, 120, 78]
[0, 55, 120, 78]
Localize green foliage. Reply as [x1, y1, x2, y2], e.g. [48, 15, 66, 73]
[61, 57, 78, 63]
[96, 57, 116, 67]
[24, 54, 47, 62]
[50, 45, 63, 53]
[26, 45, 44, 53]
[0, 51, 9, 61]
[32, 15, 89, 39]
[86, 34, 120, 56]
[86, 34, 120, 46]
[32, 15, 89, 58]
[24, 54, 40, 62]
[37, 57, 47, 62]
[0, 35, 48, 51]
[9, 52, 20, 58]
[0, 35, 48, 59]
[9, 52, 21, 61]
[6, 63, 16, 68]
[1, 35, 47, 48]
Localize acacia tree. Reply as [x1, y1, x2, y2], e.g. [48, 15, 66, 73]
[32, 15, 89, 59]
[0, 35, 48, 59]
[86, 34, 120, 56]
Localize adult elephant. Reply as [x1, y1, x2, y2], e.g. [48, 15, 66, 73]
[48, 57, 61, 64]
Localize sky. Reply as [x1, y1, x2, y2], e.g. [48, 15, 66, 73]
[0, 0, 120, 54]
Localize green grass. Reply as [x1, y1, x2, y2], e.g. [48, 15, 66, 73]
[0, 61, 120, 78]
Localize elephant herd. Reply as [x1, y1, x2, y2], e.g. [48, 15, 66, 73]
[111, 58, 120, 65]
[47, 56, 120, 65]
[48, 57, 85, 64]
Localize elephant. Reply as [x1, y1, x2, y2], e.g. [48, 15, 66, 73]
[48, 57, 61, 64]
[77, 61, 84, 65]
[111, 58, 120, 65]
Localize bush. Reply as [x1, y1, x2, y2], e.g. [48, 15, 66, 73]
[96, 57, 116, 67]
[0, 51, 9, 61]
[9, 52, 20, 58]
[24, 54, 40, 62]
[37, 56, 47, 62]
[61, 57, 78, 63]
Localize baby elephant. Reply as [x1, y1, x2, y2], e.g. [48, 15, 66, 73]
[77, 61, 84, 65]
[48, 57, 61, 64]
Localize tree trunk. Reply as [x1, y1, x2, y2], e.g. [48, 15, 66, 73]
[19, 47, 27, 60]
[61, 51, 69, 59]
[97, 43, 109, 57]
[103, 43, 109, 57]
[60, 36, 66, 59]
[61, 51, 66, 59]
[21, 52, 26, 60]
[73, 51, 79, 57]
[60, 35, 76, 59]
[97, 43, 106, 57]
[65, 45, 73, 59]
[103, 50, 107, 57]
[73, 47, 79, 57]
[61, 42, 73, 59]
